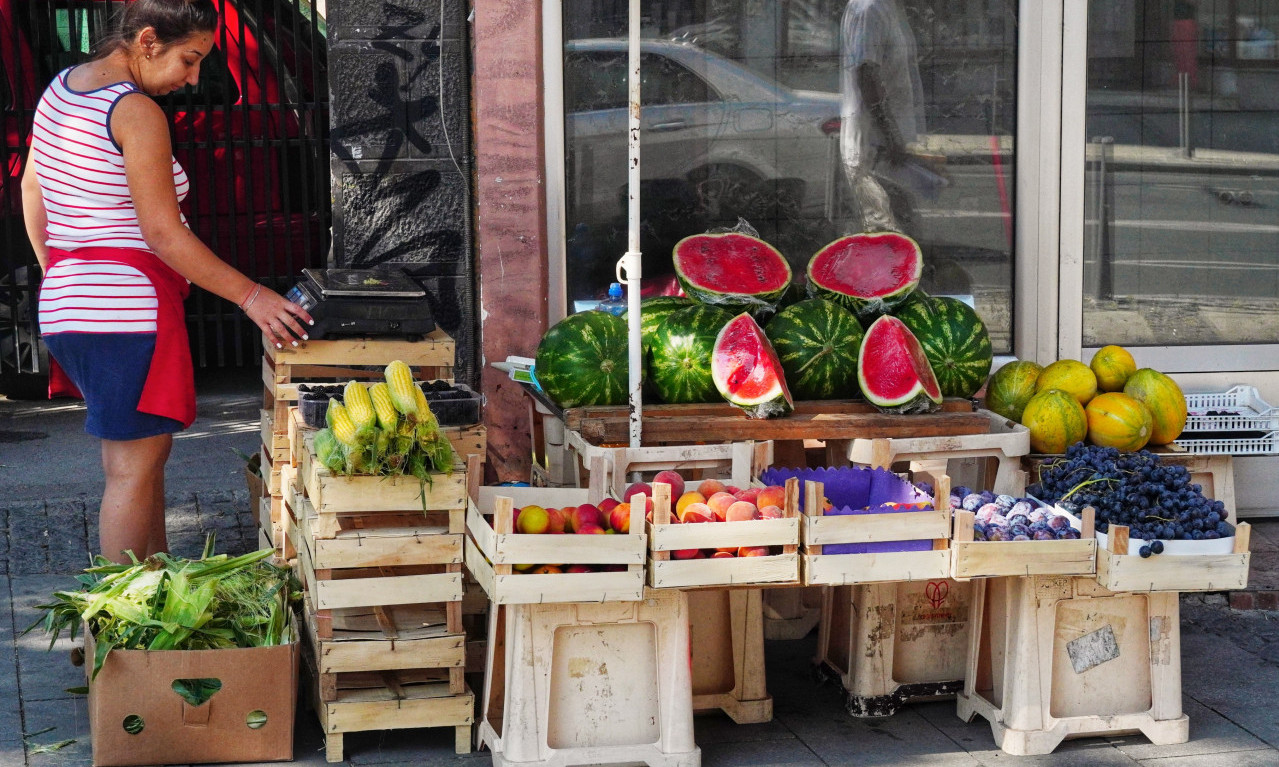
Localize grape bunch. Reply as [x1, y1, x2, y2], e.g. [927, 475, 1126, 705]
[948, 487, 1082, 542]
[1026, 443, 1233, 544]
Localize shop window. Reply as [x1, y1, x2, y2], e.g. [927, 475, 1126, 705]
[559, 0, 1018, 354]
[1083, 0, 1279, 347]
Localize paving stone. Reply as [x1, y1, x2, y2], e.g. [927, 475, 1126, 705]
[692, 712, 797, 746]
[794, 707, 984, 766]
[1136, 750, 1279, 766]
[699, 737, 826, 767]
[0, 576, 25, 755]
[343, 724, 485, 764]
[19, 695, 91, 767]
[1107, 696, 1268, 760]
[11, 576, 88, 703]
[1180, 622, 1279, 749]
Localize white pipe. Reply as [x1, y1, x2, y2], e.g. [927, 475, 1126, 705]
[623, 0, 643, 449]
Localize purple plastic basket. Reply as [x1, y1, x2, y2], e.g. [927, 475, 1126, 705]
[760, 466, 935, 554]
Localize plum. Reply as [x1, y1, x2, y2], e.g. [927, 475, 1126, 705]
[995, 494, 1016, 510]
[962, 493, 985, 511]
[1009, 500, 1033, 518]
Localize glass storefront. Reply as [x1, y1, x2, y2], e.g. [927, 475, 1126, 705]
[559, 1, 1018, 353]
[1084, 0, 1279, 348]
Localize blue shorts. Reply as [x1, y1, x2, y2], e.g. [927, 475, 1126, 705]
[43, 332, 184, 441]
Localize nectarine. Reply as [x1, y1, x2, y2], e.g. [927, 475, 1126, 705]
[706, 492, 737, 522]
[696, 479, 726, 497]
[609, 503, 633, 534]
[756, 485, 786, 511]
[725, 501, 757, 523]
[516, 505, 549, 534]
[678, 501, 715, 524]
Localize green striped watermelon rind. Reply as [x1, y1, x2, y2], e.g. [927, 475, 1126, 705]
[857, 315, 943, 414]
[534, 311, 629, 408]
[711, 312, 794, 419]
[765, 298, 864, 401]
[649, 305, 734, 404]
[806, 232, 923, 320]
[892, 294, 993, 398]
[673, 232, 793, 313]
[624, 295, 695, 354]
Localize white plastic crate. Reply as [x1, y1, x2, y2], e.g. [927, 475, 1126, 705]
[1176, 385, 1279, 455]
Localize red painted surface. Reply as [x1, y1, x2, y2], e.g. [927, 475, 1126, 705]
[473, 0, 548, 482]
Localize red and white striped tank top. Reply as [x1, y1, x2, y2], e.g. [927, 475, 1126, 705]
[32, 67, 188, 335]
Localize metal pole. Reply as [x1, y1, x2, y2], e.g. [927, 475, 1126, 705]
[1179, 72, 1193, 159]
[621, 0, 644, 449]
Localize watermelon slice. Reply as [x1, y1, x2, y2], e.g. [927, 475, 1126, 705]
[857, 315, 943, 414]
[673, 232, 792, 313]
[711, 313, 794, 419]
[806, 232, 923, 319]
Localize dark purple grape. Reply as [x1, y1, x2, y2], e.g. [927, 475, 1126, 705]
[1139, 545, 1152, 558]
[1150, 540, 1165, 554]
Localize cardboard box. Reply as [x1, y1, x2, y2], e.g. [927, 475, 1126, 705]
[85, 629, 298, 766]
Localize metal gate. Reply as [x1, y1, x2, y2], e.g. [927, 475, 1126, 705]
[0, 0, 330, 397]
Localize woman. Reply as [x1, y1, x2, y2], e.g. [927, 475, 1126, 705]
[19, 0, 313, 563]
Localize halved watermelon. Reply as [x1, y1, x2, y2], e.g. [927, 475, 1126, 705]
[711, 313, 794, 419]
[806, 232, 923, 319]
[857, 315, 943, 414]
[673, 232, 792, 313]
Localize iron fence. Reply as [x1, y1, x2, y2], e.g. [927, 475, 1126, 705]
[0, 0, 330, 396]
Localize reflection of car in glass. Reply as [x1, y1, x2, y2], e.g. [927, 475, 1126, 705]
[564, 38, 840, 229]
[0, 0, 327, 396]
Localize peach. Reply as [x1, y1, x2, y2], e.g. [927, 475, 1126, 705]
[516, 505, 550, 534]
[707, 492, 737, 522]
[565, 564, 594, 574]
[733, 488, 762, 505]
[726, 486, 742, 495]
[673, 548, 701, 560]
[758, 505, 784, 520]
[530, 564, 563, 574]
[678, 501, 716, 524]
[597, 497, 620, 513]
[738, 546, 770, 557]
[623, 482, 652, 504]
[715, 546, 737, 555]
[652, 470, 686, 499]
[570, 505, 606, 533]
[559, 505, 578, 533]
[697, 478, 726, 497]
[513, 562, 536, 572]
[609, 503, 633, 534]
[675, 491, 706, 517]
[711, 551, 735, 559]
[545, 507, 567, 534]
[725, 501, 757, 523]
[756, 485, 786, 512]
[576, 523, 607, 535]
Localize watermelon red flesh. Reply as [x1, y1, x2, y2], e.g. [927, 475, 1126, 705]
[857, 315, 942, 414]
[892, 294, 992, 398]
[673, 233, 792, 310]
[712, 313, 793, 418]
[807, 233, 922, 318]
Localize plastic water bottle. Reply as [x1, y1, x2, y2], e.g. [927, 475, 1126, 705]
[597, 282, 627, 316]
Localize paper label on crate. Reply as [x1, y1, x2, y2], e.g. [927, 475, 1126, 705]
[1066, 624, 1120, 674]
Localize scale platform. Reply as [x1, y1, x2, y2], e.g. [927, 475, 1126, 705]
[285, 268, 436, 339]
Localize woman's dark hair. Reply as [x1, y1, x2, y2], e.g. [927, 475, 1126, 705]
[92, 0, 219, 60]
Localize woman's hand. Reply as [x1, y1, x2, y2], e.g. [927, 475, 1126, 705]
[242, 284, 314, 348]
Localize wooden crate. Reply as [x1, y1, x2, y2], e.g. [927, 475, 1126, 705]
[260, 408, 290, 466]
[800, 476, 952, 585]
[303, 642, 473, 762]
[646, 480, 801, 589]
[262, 329, 455, 425]
[1093, 522, 1251, 592]
[815, 579, 973, 718]
[566, 431, 772, 499]
[949, 507, 1097, 579]
[464, 483, 646, 604]
[957, 575, 1188, 755]
[478, 589, 699, 767]
[847, 410, 1030, 495]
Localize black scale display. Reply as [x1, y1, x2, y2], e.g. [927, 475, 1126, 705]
[285, 268, 436, 339]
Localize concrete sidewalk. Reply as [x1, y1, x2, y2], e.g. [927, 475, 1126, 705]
[2, 371, 1279, 766]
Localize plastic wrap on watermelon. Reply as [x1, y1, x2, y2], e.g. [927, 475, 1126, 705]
[760, 465, 935, 553]
[712, 312, 794, 419]
[672, 219, 793, 319]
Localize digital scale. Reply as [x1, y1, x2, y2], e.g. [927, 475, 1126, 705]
[285, 268, 436, 339]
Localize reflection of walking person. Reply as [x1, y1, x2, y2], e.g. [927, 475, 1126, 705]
[1171, 2, 1199, 90]
[839, 0, 926, 233]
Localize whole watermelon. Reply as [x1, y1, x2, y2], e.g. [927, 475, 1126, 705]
[893, 294, 992, 398]
[650, 305, 734, 403]
[765, 298, 863, 400]
[623, 295, 694, 354]
[535, 311, 629, 408]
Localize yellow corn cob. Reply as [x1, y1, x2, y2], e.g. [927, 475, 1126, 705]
[368, 382, 400, 431]
[384, 360, 419, 416]
[326, 399, 361, 447]
[342, 381, 376, 431]
[412, 384, 439, 429]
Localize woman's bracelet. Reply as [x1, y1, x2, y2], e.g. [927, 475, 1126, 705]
[239, 283, 263, 311]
